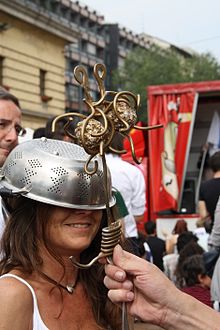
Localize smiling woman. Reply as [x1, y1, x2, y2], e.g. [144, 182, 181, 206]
[0, 138, 123, 330]
[47, 207, 103, 256]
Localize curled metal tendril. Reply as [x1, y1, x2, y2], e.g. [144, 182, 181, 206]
[74, 66, 93, 104]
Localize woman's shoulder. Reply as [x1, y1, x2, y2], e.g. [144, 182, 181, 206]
[165, 234, 178, 254]
[0, 273, 33, 327]
[167, 233, 178, 243]
[0, 273, 33, 304]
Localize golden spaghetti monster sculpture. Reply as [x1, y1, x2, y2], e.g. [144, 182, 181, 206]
[52, 63, 161, 267]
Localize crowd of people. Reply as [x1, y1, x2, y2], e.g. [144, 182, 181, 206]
[140, 216, 220, 312]
[0, 86, 220, 329]
[106, 149, 220, 329]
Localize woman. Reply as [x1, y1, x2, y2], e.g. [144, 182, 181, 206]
[165, 219, 188, 254]
[180, 254, 212, 308]
[175, 239, 204, 288]
[0, 138, 122, 329]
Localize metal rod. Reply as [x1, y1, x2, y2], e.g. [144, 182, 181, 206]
[101, 153, 112, 226]
[122, 302, 130, 330]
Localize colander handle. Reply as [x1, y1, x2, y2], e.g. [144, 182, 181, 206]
[0, 185, 30, 197]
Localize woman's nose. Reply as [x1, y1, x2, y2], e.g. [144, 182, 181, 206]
[74, 209, 92, 215]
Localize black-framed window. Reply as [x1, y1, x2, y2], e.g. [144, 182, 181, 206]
[40, 69, 46, 97]
[0, 56, 4, 86]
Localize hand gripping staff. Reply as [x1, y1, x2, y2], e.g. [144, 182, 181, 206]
[52, 63, 162, 330]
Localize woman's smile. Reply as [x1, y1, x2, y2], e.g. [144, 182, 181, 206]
[64, 221, 92, 232]
[46, 207, 103, 254]
[65, 223, 90, 228]
[63, 213, 95, 232]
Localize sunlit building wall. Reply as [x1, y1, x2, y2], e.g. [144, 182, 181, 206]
[0, 1, 77, 129]
[0, 0, 192, 129]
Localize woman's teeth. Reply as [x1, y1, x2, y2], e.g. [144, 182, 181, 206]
[67, 224, 89, 228]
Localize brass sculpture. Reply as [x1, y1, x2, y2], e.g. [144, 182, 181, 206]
[52, 63, 162, 266]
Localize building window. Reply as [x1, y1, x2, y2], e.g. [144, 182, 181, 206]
[96, 47, 104, 59]
[40, 69, 46, 97]
[0, 56, 9, 90]
[81, 40, 87, 53]
[40, 69, 52, 102]
[67, 84, 79, 102]
[87, 42, 96, 55]
[0, 56, 4, 86]
[66, 59, 78, 72]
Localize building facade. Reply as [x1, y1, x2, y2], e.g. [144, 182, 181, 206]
[0, 0, 78, 129]
[64, 1, 106, 114]
[0, 0, 191, 130]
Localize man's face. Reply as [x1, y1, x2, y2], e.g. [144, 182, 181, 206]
[0, 99, 22, 166]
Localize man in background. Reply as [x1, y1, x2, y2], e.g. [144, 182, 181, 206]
[198, 151, 220, 232]
[0, 87, 26, 237]
[144, 220, 166, 271]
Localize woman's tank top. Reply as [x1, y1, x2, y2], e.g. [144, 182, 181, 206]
[0, 273, 49, 330]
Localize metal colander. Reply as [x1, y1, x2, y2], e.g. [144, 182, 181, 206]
[0, 138, 115, 210]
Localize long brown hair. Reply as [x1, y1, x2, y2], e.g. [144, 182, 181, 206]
[172, 219, 188, 235]
[0, 196, 122, 329]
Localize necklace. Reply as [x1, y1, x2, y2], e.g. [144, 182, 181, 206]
[39, 271, 78, 294]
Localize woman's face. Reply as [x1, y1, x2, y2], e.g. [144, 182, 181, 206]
[45, 207, 102, 257]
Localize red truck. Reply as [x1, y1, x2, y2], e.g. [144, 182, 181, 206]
[124, 80, 220, 237]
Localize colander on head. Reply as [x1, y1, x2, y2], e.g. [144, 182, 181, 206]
[0, 138, 115, 210]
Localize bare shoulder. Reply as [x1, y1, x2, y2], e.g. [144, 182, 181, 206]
[0, 274, 32, 295]
[0, 275, 33, 327]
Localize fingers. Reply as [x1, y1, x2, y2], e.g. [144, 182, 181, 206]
[104, 257, 134, 304]
[104, 271, 133, 291]
[104, 269, 135, 303]
[112, 245, 149, 275]
[103, 245, 151, 306]
[105, 263, 126, 282]
[107, 288, 135, 304]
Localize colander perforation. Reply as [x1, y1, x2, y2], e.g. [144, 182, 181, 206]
[77, 172, 92, 180]
[37, 139, 90, 160]
[77, 172, 92, 195]
[0, 139, 114, 209]
[20, 168, 37, 185]
[51, 167, 69, 176]
[4, 160, 17, 176]
[92, 170, 105, 195]
[14, 151, 23, 159]
[48, 177, 65, 194]
[28, 159, 42, 168]
[96, 170, 104, 179]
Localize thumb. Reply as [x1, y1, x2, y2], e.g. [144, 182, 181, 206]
[113, 245, 149, 276]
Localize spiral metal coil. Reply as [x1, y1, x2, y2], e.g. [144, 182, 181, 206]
[70, 219, 122, 269]
[101, 219, 122, 254]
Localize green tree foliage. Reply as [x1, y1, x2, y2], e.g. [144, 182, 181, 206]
[113, 46, 220, 121]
